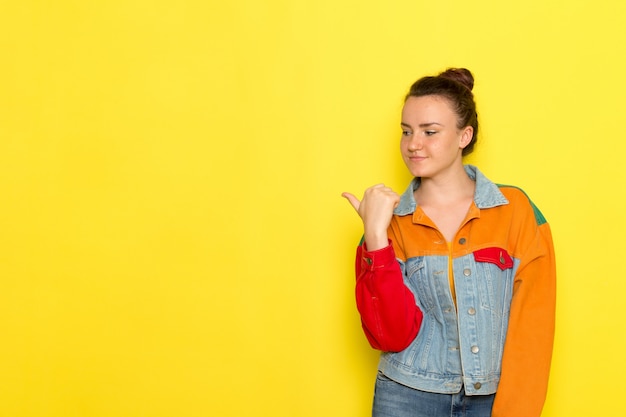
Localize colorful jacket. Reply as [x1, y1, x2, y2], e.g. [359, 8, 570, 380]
[354, 165, 556, 417]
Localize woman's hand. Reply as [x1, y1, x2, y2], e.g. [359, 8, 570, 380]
[342, 184, 400, 251]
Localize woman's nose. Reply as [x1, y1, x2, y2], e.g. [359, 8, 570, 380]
[408, 134, 423, 151]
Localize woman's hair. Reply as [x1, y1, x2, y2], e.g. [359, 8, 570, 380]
[405, 68, 478, 156]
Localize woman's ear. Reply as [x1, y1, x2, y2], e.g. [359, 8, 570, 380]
[459, 126, 474, 149]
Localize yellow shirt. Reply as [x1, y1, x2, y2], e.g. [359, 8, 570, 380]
[447, 241, 457, 307]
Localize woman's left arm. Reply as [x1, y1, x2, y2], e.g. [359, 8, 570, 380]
[491, 216, 556, 417]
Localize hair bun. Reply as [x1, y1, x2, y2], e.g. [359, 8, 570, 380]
[439, 68, 474, 92]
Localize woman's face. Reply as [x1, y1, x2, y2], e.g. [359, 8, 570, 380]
[400, 95, 473, 179]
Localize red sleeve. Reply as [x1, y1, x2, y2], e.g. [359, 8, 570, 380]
[354, 242, 423, 352]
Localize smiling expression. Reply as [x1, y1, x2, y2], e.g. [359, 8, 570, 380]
[400, 95, 473, 179]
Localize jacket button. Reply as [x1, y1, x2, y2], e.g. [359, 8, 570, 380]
[458, 238, 466, 244]
[474, 382, 482, 390]
[471, 345, 479, 354]
[468, 307, 476, 315]
[463, 268, 471, 276]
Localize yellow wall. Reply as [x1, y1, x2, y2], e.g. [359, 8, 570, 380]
[1, 1, 624, 416]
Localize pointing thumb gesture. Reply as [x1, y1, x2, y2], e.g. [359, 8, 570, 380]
[341, 192, 361, 213]
[341, 185, 400, 251]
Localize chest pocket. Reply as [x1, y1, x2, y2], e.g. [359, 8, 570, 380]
[472, 247, 515, 314]
[474, 247, 513, 270]
[403, 257, 437, 313]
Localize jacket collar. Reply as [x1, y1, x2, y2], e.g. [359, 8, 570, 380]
[394, 165, 509, 216]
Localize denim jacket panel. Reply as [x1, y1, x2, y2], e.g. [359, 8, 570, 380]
[378, 252, 518, 395]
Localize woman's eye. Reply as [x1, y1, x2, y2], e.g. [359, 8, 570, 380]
[425, 130, 437, 136]
[402, 130, 412, 136]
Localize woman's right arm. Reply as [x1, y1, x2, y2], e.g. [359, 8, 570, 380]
[343, 185, 423, 352]
[354, 242, 423, 352]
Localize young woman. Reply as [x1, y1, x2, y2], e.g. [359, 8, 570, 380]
[342, 68, 556, 417]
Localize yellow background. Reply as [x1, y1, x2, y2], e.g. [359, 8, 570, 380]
[1, 1, 624, 416]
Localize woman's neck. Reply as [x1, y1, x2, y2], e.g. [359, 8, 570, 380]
[414, 165, 475, 207]
[414, 164, 476, 242]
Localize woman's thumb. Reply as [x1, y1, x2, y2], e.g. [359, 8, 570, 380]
[341, 192, 360, 212]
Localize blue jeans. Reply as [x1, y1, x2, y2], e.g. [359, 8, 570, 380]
[372, 372, 495, 417]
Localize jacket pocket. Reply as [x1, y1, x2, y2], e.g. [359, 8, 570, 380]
[472, 247, 514, 315]
[404, 257, 434, 312]
[473, 247, 513, 270]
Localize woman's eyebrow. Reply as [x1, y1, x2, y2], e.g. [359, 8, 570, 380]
[401, 122, 443, 128]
